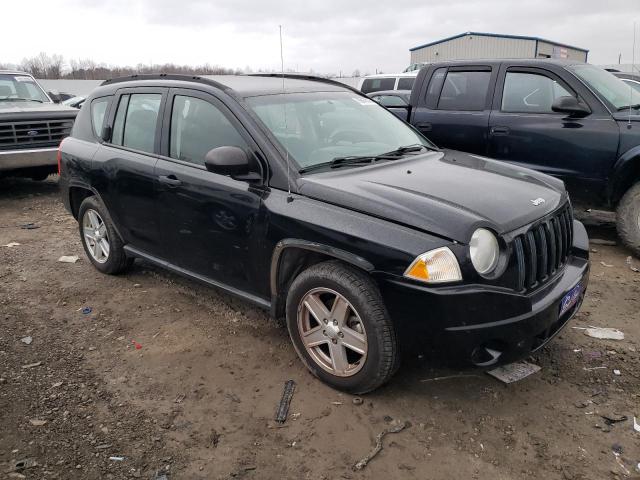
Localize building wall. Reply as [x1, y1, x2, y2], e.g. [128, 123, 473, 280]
[410, 34, 536, 63]
[536, 41, 587, 61]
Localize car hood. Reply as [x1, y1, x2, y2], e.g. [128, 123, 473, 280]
[0, 101, 78, 114]
[297, 149, 567, 243]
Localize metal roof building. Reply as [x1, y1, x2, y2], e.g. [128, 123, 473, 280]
[410, 32, 588, 64]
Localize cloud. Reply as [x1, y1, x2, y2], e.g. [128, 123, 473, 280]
[3, 0, 638, 73]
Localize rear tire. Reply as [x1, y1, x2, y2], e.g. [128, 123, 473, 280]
[78, 196, 133, 274]
[286, 260, 399, 394]
[616, 182, 640, 258]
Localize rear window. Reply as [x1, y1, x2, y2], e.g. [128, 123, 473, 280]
[437, 70, 491, 111]
[90, 97, 111, 137]
[361, 78, 395, 94]
[397, 77, 415, 90]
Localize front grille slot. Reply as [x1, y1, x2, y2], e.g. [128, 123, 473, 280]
[0, 119, 73, 149]
[514, 204, 573, 291]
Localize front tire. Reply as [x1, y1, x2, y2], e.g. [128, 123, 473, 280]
[78, 196, 132, 274]
[617, 182, 640, 258]
[286, 260, 399, 394]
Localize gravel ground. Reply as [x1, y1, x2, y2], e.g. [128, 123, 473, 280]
[1, 176, 639, 480]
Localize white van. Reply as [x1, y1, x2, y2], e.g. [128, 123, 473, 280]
[358, 72, 418, 94]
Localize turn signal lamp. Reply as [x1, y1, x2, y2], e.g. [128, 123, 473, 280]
[404, 247, 462, 284]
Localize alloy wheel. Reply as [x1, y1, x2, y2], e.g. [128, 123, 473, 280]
[82, 209, 110, 264]
[297, 287, 368, 377]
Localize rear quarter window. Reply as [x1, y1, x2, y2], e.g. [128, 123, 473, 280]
[361, 78, 396, 94]
[397, 77, 415, 90]
[90, 96, 111, 138]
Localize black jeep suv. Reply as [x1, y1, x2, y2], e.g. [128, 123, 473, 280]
[59, 74, 589, 393]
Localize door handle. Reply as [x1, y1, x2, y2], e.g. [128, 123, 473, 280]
[490, 126, 510, 136]
[415, 122, 432, 132]
[158, 175, 182, 187]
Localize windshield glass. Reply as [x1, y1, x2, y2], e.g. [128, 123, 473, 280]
[246, 91, 432, 170]
[567, 64, 640, 110]
[0, 74, 50, 103]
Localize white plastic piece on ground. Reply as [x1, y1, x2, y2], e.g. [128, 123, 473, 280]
[634, 417, 640, 433]
[584, 327, 625, 341]
[20, 336, 32, 345]
[2, 242, 20, 247]
[487, 361, 541, 384]
[57, 255, 79, 263]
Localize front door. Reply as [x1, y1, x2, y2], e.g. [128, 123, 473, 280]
[487, 66, 619, 198]
[154, 89, 266, 295]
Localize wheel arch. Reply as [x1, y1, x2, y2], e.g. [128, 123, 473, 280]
[270, 239, 375, 319]
[68, 183, 126, 244]
[608, 146, 640, 206]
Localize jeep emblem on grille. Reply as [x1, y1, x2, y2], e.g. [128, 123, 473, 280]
[531, 198, 546, 206]
[27, 130, 39, 137]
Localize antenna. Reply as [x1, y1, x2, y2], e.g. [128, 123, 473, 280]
[280, 25, 293, 203]
[630, 22, 636, 127]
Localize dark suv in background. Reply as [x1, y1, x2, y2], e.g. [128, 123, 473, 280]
[378, 60, 640, 256]
[59, 74, 589, 393]
[0, 71, 77, 180]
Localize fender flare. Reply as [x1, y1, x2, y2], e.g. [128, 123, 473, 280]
[269, 239, 375, 317]
[607, 145, 640, 205]
[67, 181, 126, 244]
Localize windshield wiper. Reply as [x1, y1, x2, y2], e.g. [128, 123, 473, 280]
[0, 97, 44, 103]
[617, 103, 640, 111]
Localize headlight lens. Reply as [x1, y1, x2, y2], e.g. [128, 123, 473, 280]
[470, 228, 499, 274]
[404, 247, 462, 284]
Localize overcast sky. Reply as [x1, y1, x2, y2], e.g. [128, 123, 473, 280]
[3, 0, 639, 74]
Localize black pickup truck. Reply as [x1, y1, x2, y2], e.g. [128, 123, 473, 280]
[375, 60, 640, 256]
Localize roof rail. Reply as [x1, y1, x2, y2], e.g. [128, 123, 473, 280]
[100, 73, 229, 90]
[248, 73, 363, 95]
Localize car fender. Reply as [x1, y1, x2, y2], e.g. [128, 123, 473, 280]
[607, 145, 640, 205]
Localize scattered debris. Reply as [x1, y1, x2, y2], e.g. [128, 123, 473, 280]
[331, 401, 343, 405]
[583, 366, 607, 371]
[634, 417, 640, 433]
[52, 381, 63, 388]
[81, 307, 92, 315]
[421, 374, 482, 382]
[109, 456, 125, 461]
[153, 474, 169, 480]
[174, 393, 186, 404]
[3, 242, 21, 248]
[612, 443, 624, 455]
[601, 413, 628, 425]
[352, 397, 363, 406]
[209, 429, 220, 448]
[613, 369, 621, 376]
[600, 261, 614, 267]
[626, 256, 639, 273]
[20, 336, 32, 345]
[590, 239, 617, 246]
[29, 419, 48, 426]
[132, 341, 142, 350]
[20, 223, 39, 230]
[580, 327, 625, 341]
[12, 459, 37, 471]
[21, 361, 42, 369]
[274, 380, 296, 424]
[487, 361, 541, 384]
[57, 255, 79, 263]
[353, 420, 409, 471]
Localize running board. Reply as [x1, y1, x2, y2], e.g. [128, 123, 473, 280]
[123, 245, 271, 310]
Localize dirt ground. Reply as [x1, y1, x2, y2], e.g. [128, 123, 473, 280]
[1, 176, 639, 480]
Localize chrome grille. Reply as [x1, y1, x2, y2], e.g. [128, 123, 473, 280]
[513, 204, 573, 291]
[0, 119, 74, 150]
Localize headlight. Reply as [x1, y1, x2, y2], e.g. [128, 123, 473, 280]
[470, 228, 499, 275]
[404, 247, 462, 284]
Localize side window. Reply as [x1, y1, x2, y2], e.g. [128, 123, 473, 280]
[374, 95, 407, 107]
[361, 78, 396, 94]
[437, 70, 491, 111]
[110, 93, 161, 153]
[169, 95, 248, 166]
[397, 77, 415, 90]
[90, 97, 111, 137]
[111, 95, 129, 146]
[501, 72, 572, 113]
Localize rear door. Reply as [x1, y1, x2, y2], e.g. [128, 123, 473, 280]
[92, 88, 166, 256]
[411, 65, 496, 153]
[154, 88, 267, 295]
[487, 65, 619, 196]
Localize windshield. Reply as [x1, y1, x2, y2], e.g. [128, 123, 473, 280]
[0, 74, 50, 103]
[246, 91, 433, 170]
[567, 64, 640, 110]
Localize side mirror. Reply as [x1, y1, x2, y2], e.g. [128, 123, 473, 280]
[551, 96, 590, 117]
[204, 146, 260, 181]
[48, 91, 61, 103]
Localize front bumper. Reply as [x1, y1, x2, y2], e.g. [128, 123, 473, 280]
[0, 147, 58, 171]
[378, 221, 590, 367]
